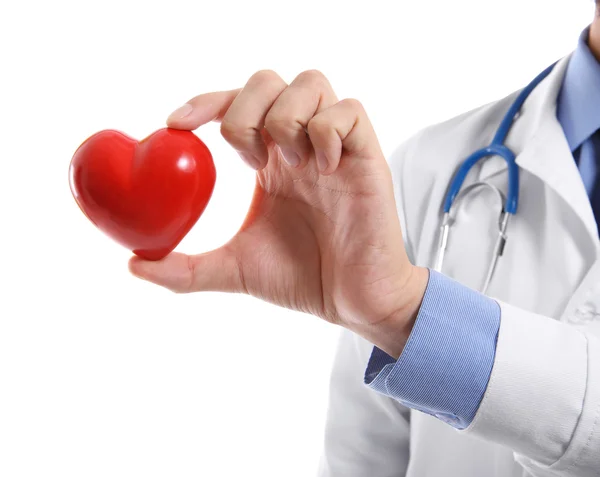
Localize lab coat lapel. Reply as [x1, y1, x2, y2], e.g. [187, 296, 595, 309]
[480, 54, 599, 249]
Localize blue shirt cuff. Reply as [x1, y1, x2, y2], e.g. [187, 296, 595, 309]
[363, 269, 501, 429]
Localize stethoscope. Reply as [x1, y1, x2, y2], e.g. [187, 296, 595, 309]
[434, 62, 557, 294]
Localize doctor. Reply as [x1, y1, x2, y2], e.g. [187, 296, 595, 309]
[129, 6, 600, 477]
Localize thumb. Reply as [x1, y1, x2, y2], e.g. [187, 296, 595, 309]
[128, 247, 244, 294]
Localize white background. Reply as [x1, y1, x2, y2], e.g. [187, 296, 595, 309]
[0, 1, 594, 476]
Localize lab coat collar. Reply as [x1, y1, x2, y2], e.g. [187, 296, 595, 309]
[479, 54, 599, 250]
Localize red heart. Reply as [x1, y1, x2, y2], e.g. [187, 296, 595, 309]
[69, 127, 216, 261]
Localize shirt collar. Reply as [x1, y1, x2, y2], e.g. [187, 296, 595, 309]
[557, 26, 600, 152]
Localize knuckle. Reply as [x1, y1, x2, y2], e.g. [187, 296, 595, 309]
[297, 69, 327, 84]
[264, 112, 299, 137]
[306, 114, 328, 134]
[220, 119, 252, 144]
[185, 255, 196, 293]
[341, 97, 364, 113]
[249, 69, 281, 85]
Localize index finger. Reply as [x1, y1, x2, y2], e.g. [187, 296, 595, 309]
[166, 88, 242, 130]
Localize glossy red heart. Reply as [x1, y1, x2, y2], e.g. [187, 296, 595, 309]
[69, 127, 216, 261]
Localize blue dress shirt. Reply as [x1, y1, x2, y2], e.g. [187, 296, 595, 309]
[557, 27, 600, 194]
[364, 26, 600, 429]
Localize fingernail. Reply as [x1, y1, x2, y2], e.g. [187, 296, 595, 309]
[316, 150, 328, 172]
[168, 103, 193, 121]
[240, 152, 261, 170]
[280, 147, 300, 167]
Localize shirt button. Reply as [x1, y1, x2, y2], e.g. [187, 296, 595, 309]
[434, 412, 460, 426]
[571, 303, 597, 324]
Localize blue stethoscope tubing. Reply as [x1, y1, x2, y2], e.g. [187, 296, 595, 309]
[434, 62, 558, 293]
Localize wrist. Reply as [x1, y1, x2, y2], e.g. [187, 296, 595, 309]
[352, 266, 430, 360]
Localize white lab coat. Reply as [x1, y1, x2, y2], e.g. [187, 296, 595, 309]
[318, 53, 600, 477]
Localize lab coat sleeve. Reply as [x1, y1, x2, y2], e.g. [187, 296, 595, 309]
[317, 328, 411, 477]
[457, 301, 600, 477]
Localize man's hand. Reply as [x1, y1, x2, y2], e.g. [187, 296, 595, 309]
[128, 69, 429, 358]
